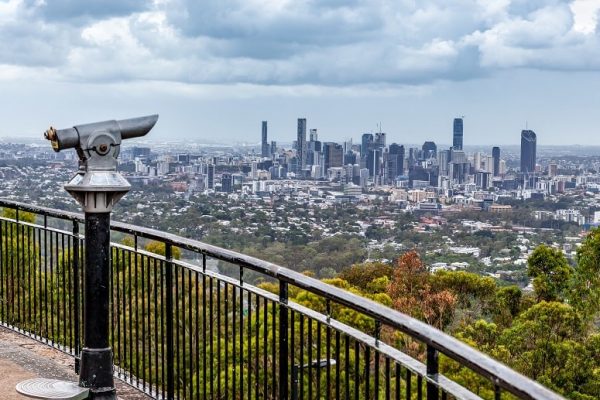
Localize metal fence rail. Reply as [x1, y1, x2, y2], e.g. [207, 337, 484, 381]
[0, 199, 564, 400]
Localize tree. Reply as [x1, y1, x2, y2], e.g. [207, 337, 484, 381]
[569, 228, 600, 323]
[387, 251, 456, 330]
[527, 245, 572, 302]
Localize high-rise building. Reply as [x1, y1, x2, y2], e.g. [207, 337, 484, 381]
[323, 142, 343, 170]
[453, 118, 463, 150]
[520, 130, 537, 174]
[361, 133, 374, 159]
[492, 146, 501, 177]
[221, 173, 233, 193]
[422, 141, 437, 159]
[367, 148, 382, 177]
[207, 164, 215, 189]
[261, 121, 269, 158]
[375, 132, 386, 148]
[388, 143, 405, 177]
[297, 118, 307, 169]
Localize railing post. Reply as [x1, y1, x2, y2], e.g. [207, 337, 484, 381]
[72, 220, 80, 374]
[427, 344, 439, 400]
[165, 243, 175, 400]
[279, 281, 289, 400]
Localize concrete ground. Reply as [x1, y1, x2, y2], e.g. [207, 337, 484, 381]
[0, 326, 151, 399]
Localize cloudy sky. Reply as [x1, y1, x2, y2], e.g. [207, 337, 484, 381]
[1, 0, 599, 146]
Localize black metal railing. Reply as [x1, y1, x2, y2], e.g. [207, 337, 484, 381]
[0, 199, 564, 400]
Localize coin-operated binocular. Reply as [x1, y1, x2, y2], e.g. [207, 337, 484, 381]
[45, 115, 158, 212]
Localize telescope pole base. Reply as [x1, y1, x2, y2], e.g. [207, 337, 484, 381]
[79, 347, 116, 400]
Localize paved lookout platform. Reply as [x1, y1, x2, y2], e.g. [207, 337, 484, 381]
[0, 326, 150, 400]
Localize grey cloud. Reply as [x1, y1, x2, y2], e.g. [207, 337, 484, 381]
[25, 0, 149, 22]
[1, 0, 599, 87]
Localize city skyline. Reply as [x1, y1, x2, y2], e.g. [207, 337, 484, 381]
[1, 1, 600, 144]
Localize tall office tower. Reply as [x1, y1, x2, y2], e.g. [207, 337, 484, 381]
[297, 118, 307, 169]
[221, 173, 233, 193]
[453, 118, 463, 150]
[207, 164, 215, 189]
[310, 129, 318, 141]
[375, 132, 386, 148]
[361, 133, 374, 159]
[389, 143, 405, 176]
[422, 141, 437, 159]
[367, 148, 382, 177]
[492, 146, 500, 177]
[323, 142, 344, 170]
[270, 141, 277, 157]
[437, 149, 450, 177]
[473, 152, 482, 170]
[520, 130, 537, 174]
[261, 121, 269, 158]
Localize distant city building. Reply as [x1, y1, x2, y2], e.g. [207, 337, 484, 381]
[374, 132, 386, 148]
[361, 133, 373, 159]
[367, 148, 382, 177]
[297, 118, 307, 169]
[206, 164, 215, 189]
[221, 173, 233, 193]
[492, 146, 501, 177]
[132, 146, 151, 158]
[453, 118, 463, 150]
[388, 143, 405, 179]
[422, 141, 437, 159]
[520, 130, 537, 174]
[324, 142, 343, 170]
[261, 121, 269, 158]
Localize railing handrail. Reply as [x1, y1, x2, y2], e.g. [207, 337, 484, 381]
[0, 199, 565, 400]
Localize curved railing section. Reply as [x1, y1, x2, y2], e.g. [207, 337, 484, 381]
[0, 199, 564, 400]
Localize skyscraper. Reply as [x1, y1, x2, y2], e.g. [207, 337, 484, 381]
[453, 118, 463, 150]
[388, 143, 405, 176]
[361, 133, 373, 159]
[492, 146, 500, 177]
[323, 142, 343, 170]
[422, 141, 437, 159]
[261, 121, 269, 158]
[297, 118, 307, 169]
[520, 130, 537, 174]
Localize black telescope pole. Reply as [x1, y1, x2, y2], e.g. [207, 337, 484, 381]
[79, 211, 116, 399]
[43, 115, 158, 400]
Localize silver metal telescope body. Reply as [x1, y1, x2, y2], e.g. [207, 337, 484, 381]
[44, 114, 159, 212]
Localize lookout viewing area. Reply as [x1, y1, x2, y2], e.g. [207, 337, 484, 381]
[0, 198, 564, 400]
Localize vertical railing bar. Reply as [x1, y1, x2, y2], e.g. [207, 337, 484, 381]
[165, 243, 175, 400]
[202, 254, 208, 400]
[279, 281, 289, 400]
[195, 271, 200, 400]
[427, 344, 439, 400]
[232, 267, 236, 398]
[210, 274, 214, 400]
[73, 221, 80, 373]
[134, 248, 140, 388]
[247, 291, 252, 400]
[188, 269, 193, 400]
[255, 293, 259, 400]
[308, 318, 313, 400]
[128, 249, 133, 383]
[263, 295, 267, 399]
[240, 267, 244, 400]
[141, 252, 146, 392]
[224, 280, 229, 400]
[178, 264, 183, 398]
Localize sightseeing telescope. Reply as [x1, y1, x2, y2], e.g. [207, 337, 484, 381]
[43, 114, 159, 213]
[44, 114, 158, 157]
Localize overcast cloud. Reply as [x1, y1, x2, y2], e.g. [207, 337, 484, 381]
[0, 0, 599, 144]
